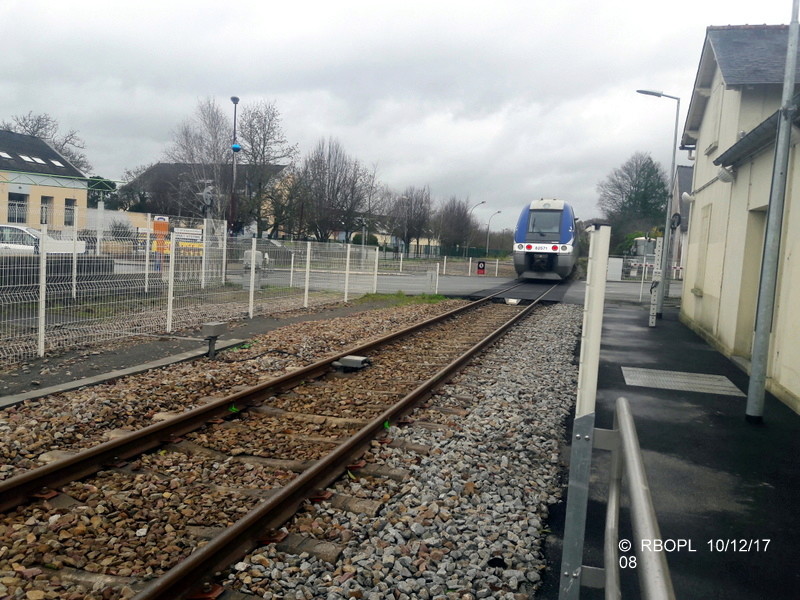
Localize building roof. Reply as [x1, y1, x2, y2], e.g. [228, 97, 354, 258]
[709, 25, 799, 86]
[682, 25, 798, 148]
[0, 130, 85, 178]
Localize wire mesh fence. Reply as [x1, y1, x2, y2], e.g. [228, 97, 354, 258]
[0, 206, 515, 365]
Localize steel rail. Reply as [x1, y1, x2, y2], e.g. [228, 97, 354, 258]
[134, 284, 556, 600]
[0, 283, 529, 512]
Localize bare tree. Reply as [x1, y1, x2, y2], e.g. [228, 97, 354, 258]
[388, 186, 432, 256]
[297, 138, 360, 241]
[165, 97, 231, 222]
[238, 101, 297, 235]
[435, 196, 474, 252]
[1, 111, 92, 173]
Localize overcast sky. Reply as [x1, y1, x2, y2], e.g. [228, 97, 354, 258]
[1, 0, 793, 231]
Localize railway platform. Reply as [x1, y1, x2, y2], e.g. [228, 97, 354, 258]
[538, 284, 800, 600]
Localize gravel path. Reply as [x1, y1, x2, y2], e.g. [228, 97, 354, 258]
[225, 302, 582, 600]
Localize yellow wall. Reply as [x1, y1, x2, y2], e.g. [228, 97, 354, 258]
[681, 69, 800, 413]
[1, 174, 89, 231]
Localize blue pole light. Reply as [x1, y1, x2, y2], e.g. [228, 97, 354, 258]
[231, 143, 241, 153]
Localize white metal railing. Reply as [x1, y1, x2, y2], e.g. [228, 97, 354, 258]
[1, 217, 514, 365]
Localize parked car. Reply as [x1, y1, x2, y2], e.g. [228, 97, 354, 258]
[0, 224, 87, 254]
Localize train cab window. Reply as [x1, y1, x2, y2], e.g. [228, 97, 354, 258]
[528, 211, 561, 237]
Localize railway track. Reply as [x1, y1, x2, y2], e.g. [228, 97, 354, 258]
[0, 285, 560, 600]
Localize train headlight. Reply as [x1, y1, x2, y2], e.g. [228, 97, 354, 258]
[561, 245, 568, 252]
[517, 244, 524, 250]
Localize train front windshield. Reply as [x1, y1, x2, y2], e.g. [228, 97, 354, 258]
[528, 210, 561, 238]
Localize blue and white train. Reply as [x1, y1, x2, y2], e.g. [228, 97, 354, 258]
[512, 198, 578, 280]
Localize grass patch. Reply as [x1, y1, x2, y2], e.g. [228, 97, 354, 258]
[352, 291, 447, 306]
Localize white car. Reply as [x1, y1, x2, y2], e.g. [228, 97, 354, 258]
[0, 224, 87, 254]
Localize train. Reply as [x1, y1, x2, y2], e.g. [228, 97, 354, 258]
[512, 198, 578, 280]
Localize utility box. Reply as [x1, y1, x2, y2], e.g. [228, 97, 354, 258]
[202, 321, 227, 339]
[607, 257, 623, 281]
[244, 250, 269, 269]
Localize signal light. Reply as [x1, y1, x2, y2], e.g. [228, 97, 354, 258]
[526, 244, 533, 250]
[551, 245, 558, 251]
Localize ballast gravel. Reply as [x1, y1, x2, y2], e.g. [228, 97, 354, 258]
[226, 302, 583, 600]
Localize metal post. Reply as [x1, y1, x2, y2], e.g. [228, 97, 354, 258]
[746, 0, 799, 423]
[248, 237, 257, 318]
[201, 218, 208, 290]
[37, 224, 48, 357]
[636, 90, 680, 320]
[166, 235, 176, 333]
[344, 244, 352, 303]
[96, 200, 105, 257]
[221, 220, 228, 286]
[303, 241, 311, 308]
[145, 214, 151, 294]
[649, 238, 663, 327]
[559, 224, 610, 600]
[71, 221, 78, 300]
[372, 247, 379, 294]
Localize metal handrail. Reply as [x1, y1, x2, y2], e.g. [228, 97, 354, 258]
[604, 397, 676, 600]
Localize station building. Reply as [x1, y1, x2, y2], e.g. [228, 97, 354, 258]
[0, 130, 88, 232]
[681, 25, 800, 413]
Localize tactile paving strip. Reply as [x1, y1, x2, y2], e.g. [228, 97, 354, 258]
[621, 367, 745, 397]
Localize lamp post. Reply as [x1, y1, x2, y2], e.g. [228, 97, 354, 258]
[230, 96, 241, 232]
[636, 89, 680, 320]
[485, 210, 501, 255]
[464, 200, 486, 257]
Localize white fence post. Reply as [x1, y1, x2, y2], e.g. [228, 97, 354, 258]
[373, 247, 379, 294]
[248, 237, 257, 318]
[96, 200, 105, 256]
[495, 258, 499, 277]
[37, 224, 48, 357]
[166, 235, 176, 332]
[304, 241, 311, 308]
[399, 252, 403, 273]
[344, 244, 352, 303]
[145, 214, 151, 294]
[201, 218, 208, 290]
[468, 257, 473, 276]
[71, 222, 78, 300]
[221, 221, 228, 286]
[290, 252, 295, 288]
[443, 255, 447, 275]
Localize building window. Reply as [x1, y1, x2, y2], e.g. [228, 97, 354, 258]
[8, 193, 28, 223]
[65, 198, 76, 227]
[41, 196, 54, 224]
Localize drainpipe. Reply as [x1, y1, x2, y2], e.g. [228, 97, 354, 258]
[745, 0, 799, 423]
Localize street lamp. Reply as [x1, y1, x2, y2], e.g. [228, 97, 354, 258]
[637, 88, 680, 320]
[230, 95, 241, 232]
[485, 210, 501, 255]
[464, 200, 486, 257]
